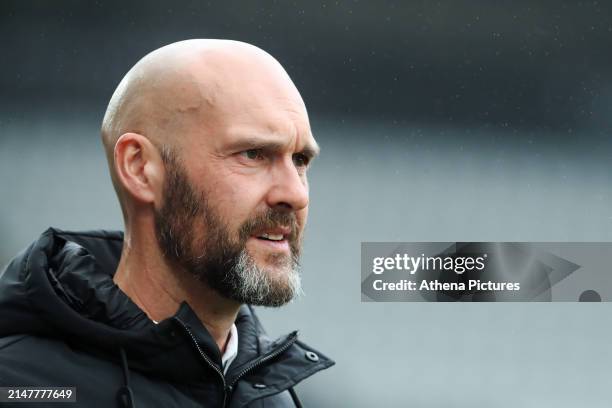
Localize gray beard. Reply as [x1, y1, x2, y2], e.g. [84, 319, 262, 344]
[226, 249, 302, 307]
[154, 146, 303, 307]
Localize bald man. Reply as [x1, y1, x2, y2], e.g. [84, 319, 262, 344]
[0, 40, 333, 408]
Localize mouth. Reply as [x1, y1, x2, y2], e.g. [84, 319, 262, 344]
[250, 227, 291, 251]
[257, 232, 286, 241]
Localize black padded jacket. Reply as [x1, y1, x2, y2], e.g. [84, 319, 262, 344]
[0, 228, 334, 407]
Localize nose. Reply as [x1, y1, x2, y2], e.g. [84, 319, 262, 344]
[265, 157, 309, 211]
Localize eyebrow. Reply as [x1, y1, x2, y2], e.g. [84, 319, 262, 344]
[228, 136, 320, 159]
[300, 142, 321, 159]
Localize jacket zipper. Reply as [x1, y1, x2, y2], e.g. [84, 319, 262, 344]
[175, 317, 299, 407]
[173, 317, 229, 407]
[228, 331, 298, 388]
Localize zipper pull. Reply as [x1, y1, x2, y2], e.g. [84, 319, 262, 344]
[223, 385, 233, 408]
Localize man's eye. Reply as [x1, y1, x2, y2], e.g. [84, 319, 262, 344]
[292, 153, 310, 168]
[242, 149, 264, 160]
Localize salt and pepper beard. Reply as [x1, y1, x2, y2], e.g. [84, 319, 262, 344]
[154, 147, 303, 307]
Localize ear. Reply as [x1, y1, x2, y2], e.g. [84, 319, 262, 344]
[113, 133, 164, 206]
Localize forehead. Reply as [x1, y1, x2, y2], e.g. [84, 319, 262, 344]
[186, 72, 317, 154]
[162, 47, 318, 155]
[220, 107, 317, 151]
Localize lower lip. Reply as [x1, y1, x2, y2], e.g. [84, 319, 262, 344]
[250, 237, 290, 251]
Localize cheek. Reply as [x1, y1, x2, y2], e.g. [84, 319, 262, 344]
[210, 175, 267, 226]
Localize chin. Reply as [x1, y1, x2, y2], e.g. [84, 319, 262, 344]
[256, 261, 292, 280]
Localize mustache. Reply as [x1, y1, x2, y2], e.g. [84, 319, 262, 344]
[238, 209, 300, 243]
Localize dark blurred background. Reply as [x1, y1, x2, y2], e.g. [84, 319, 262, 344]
[3, 0, 612, 130]
[2, 1, 612, 407]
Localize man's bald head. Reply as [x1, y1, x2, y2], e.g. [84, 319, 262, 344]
[101, 39, 311, 221]
[104, 39, 318, 307]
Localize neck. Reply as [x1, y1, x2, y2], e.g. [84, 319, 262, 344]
[113, 228, 240, 353]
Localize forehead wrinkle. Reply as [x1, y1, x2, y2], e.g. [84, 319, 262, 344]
[219, 100, 310, 140]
